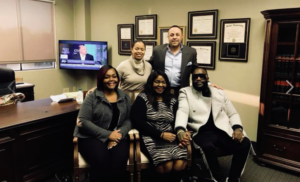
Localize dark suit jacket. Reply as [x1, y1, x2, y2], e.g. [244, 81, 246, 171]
[149, 44, 197, 88]
[71, 53, 94, 61]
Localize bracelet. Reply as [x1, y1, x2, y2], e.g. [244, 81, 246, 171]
[236, 128, 243, 132]
[177, 130, 185, 135]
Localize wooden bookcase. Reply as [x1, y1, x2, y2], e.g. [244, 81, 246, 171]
[256, 8, 300, 173]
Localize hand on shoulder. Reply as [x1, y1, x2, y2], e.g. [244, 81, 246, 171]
[87, 87, 96, 95]
[210, 83, 223, 90]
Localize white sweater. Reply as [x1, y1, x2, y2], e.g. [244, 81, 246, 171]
[116, 58, 152, 92]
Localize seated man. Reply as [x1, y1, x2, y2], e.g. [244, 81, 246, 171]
[175, 65, 251, 182]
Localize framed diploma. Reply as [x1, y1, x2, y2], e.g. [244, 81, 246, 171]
[157, 26, 186, 45]
[143, 41, 156, 61]
[135, 14, 157, 39]
[219, 18, 251, 62]
[188, 9, 218, 39]
[118, 24, 134, 55]
[187, 41, 216, 70]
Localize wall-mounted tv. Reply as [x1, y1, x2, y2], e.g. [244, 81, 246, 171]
[59, 40, 107, 70]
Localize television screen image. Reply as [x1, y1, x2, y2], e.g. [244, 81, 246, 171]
[59, 40, 108, 70]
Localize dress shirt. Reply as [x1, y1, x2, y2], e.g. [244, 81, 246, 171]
[80, 54, 86, 60]
[165, 44, 183, 87]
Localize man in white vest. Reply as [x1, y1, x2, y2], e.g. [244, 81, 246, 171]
[175, 65, 251, 182]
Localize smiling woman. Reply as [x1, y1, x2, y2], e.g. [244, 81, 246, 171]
[116, 39, 152, 102]
[86, 40, 152, 103]
[153, 76, 167, 95]
[103, 69, 118, 90]
[73, 65, 132, 182]
[131, 70, 188, 182]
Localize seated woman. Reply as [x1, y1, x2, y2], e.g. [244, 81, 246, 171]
[73, 65, 132, 182]
[131, 70, 188, 182]
[87, 39, 152, 103]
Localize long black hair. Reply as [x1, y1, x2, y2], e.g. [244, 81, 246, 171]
[143, 70, 173, 110]
[96, 65, 120, 91]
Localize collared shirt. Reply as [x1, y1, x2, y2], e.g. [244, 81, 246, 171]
[80, 54, 86, 60]
[165, 44, 183, 87]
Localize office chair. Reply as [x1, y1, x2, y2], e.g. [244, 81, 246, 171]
[0, 67, 16, 96]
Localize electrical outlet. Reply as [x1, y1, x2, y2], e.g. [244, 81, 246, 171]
[73, 86, 77, 92]
[63, 88, 69, 93]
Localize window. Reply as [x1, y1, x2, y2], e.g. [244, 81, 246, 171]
[0, 0, 55, 70]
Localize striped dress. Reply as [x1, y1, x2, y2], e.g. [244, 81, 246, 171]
[138, 93, 187, 166]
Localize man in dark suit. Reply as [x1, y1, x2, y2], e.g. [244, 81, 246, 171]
[149, 25, 197, 97]
[72, 45, 94, 61]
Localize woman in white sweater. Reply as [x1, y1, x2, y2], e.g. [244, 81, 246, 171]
[87, 40, 152, 103]
[116, 40, 152, 103]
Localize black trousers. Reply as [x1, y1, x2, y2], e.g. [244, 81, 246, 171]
[193, 130, 251, 181]
[78, 137, 129, 182]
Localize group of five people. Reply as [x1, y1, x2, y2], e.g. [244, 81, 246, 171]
[73, 25, 251, 182]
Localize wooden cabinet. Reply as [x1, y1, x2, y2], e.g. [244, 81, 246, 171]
[0, 99, 79, 182]
[256, 8, 300, 173]
[18, 113, 76, 182]
[0, 135, 15, 182]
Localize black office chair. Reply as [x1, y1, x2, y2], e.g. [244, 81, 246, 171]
[0, 67, 16, 96]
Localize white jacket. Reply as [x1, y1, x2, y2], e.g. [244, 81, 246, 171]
[175, 86, 244, 137]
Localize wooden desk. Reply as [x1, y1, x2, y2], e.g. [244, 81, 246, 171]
[0, 98, 80, 182]
[16, 83, 35, 102]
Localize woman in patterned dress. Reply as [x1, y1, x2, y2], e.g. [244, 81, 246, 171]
[131, 70, 188, 182]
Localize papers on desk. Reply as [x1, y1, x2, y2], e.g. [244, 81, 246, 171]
[64, 92, 78, 99]
[50, 94, 74, 103]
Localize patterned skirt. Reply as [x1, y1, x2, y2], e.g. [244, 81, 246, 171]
[142, 135, 187, 166]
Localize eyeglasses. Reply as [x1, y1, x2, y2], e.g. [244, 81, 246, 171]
[192, 74, 207, 80]
[154, 80, 167, 85]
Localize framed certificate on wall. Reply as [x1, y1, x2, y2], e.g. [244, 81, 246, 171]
[188, 9, 218, 39]
[187, 41, 216, 70]
[135, 14, 157, 39]
[219, 18, 251, 62]
[143, 41, 156, 61]
[118, 24, 134, 55]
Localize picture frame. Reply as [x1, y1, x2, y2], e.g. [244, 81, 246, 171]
[157, 26, 186, 45]
[135, 14, 157, 39]
[144, 41, 157, 47]
[143, 41, 157, 61]
[219, 18, 251, 62]
[188, 9, 218, 39]
[118, 24, 134, 55]
[187, 41, 216, 70]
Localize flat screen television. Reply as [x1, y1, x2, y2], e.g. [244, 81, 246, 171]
[59, 40, 107, 70]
